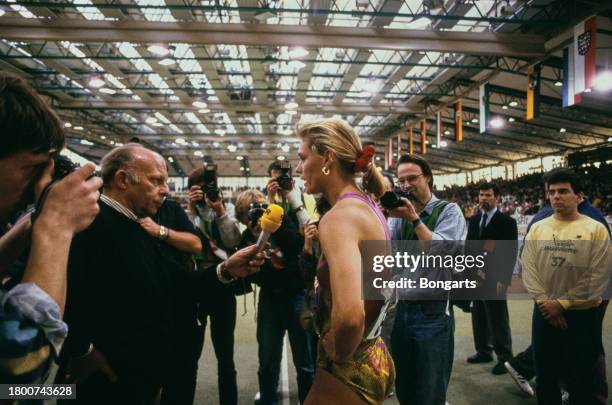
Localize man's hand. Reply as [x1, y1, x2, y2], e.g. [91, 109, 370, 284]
[538, 300, 567, 330]
[138, 217, 161, 238]
[37, 163, 102, 236]
[188, 185, 204, 210]
[387, 197, 419, 221]
[65, 347, 118, 384]
[496, 282, 507, 296]
[224, 244, 266, 278]
[266, 179, 291, 200]
[205, 194, 225, 216]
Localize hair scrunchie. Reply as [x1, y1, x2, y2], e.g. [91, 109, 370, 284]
[354, 145, 375, 173]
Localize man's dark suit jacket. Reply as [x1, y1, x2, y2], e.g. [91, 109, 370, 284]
[467, 209, 518, 298]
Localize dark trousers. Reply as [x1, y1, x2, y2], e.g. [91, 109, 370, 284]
[198, 291, 238, 405]
[391, 301, 454, 405]
[532, 304, 601, 405]
[160, 324, 205, 405]
[471, 300, 513, 362]
[58, 372, 161, 405]
[256, 289, 315, 404]
[509, 344, 536, 380]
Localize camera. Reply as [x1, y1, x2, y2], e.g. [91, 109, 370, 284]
[248, 202, 269, 228]
[276, 161, 293, 191]
[202, 163, 220, 202]
[380, 188, 414, 210]
[52, 155, 79, 181]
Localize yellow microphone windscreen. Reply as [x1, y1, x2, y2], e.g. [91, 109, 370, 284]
[260, 204, 284, 233]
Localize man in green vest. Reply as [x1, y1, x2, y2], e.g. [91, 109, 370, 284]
[387, 154, 466, 405]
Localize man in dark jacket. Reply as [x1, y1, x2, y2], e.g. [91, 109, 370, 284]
[466, 182, 518, 375]
[235, 189, 315, 405]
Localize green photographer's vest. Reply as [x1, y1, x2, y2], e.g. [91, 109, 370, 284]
[401, 200, 449, 240]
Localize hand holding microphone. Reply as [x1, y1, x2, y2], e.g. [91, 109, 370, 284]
[256, 204, 284, 252]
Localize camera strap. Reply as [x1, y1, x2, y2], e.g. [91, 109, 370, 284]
[30, 180, 58, 224]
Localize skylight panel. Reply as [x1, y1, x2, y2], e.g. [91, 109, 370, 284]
[169, 124, 184, 133]
[155, 112, 172, 124]
[73, 0, 106, 20]
[135, 0, 176, 22]
[185, 112, 202, 124]
[327, 0, 363, 27]
[196, 124, 209, 133]
[6, 0, 36, 18]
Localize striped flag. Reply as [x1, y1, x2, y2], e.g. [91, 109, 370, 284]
[479, 83, 490, 134]
[384, 139, 389, 170]
[397, 134, 401, 159]
[408, 127, 414, 154]
[574, 16, 597, 94]
[420, 120, 427, 155]
[436, 111, 442, 148]
[526, 63, 541, 120]
[388, 138, 394, 168]
[563, 45, 582, 107]
[454, 99, 463, 143]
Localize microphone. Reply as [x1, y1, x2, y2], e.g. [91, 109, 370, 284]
[256, 204, 284, 252]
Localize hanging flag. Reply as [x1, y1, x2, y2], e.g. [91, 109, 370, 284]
[454, 99, 463, 143]
[397, 134, 401, 159]
[479, 83, 490, 134]
[526, 63, 541, 120]
[384, 139, 389, 170]
[436, 111, 442, 148]
[408, 127, 414, 155]
[574, 16, 597, 94]
[563, 45, 582, 107]
[420, 120, 427, 155]
[388, 137, 394, 168]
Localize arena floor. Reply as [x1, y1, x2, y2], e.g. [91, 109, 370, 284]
[194, 299, 612, 405]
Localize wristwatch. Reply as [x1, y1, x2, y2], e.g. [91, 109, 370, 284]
[159, 225, 169, 240]
[411, 218, 423, 228]
[217, 260, 237, 284]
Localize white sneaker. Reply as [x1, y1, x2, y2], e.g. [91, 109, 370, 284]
[504, 361, 535, 397]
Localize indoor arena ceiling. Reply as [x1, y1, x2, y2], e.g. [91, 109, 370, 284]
[1, 0, 611, 176]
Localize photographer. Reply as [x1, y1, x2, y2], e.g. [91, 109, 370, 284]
[386, 154, 465, 405]
[0, 72, 102, 382]
[186, 165, 242, 405]
[235, 189, 315, 405]
[266, 161, 311, 228]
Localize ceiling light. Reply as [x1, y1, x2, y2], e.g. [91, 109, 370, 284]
[192, 101, 207, 109]
[168, 157, 174, 162]
[246, 168, 250, 171]
[554, 80, 563, 87]
[236, 156, 244, 160]
[152, 122, 164, 127]
[471, 118, 478, 123]
[502, 105, 508, 110]
[584, 88, 592, 93]
[194, 151, 204, 157]
[508, 117, 516, 122]
[443, 130, 450, 135]
[147, 44, 171, 57]
[285, 102, 299, 109]
[158, 58, 176, 66]
[283, 129, 293, 135]
[198, 108, 210, 114]
[215, 129, 226, 136]
[238, 142, 244, 148]
[593, 71, 612, 92]
[375, 156, 381, 161]
[432, 144, 437, 148]
[228, 145, 237, 152]
[213, 141, 220, 147]
[288, 47, 309, 59]
[100, 135, 106, 139]
[176, 137, 187, 144]
[490, 117, 505, 128]
[440, 141, 448, 147]
[286, 110, 298, 115]
[145, 117, 157, 125]
[425, 140, 430, 144]
[608, 137, 612, 142]
[254, 9, 276, 21]
[282, 144, 290, 152]
[64, 122, 72, 128]
[132, 95, 141, 101]
[559, 128, 566, 133]
[277, 155, 286, 161]
[509, 101, 518, 107]
[80, 139, 94, 146]
[88, 77, 105, 88]
[99, 88, 116, 95]
[0, 9, 5, 17]
[110, 140, 115, 145]
[74, 126, 84, 131]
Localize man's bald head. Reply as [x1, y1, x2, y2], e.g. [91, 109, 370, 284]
[101, 143, 162, 186]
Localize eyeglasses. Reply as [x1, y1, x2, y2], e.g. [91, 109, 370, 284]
[397, 173, 423, 185]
